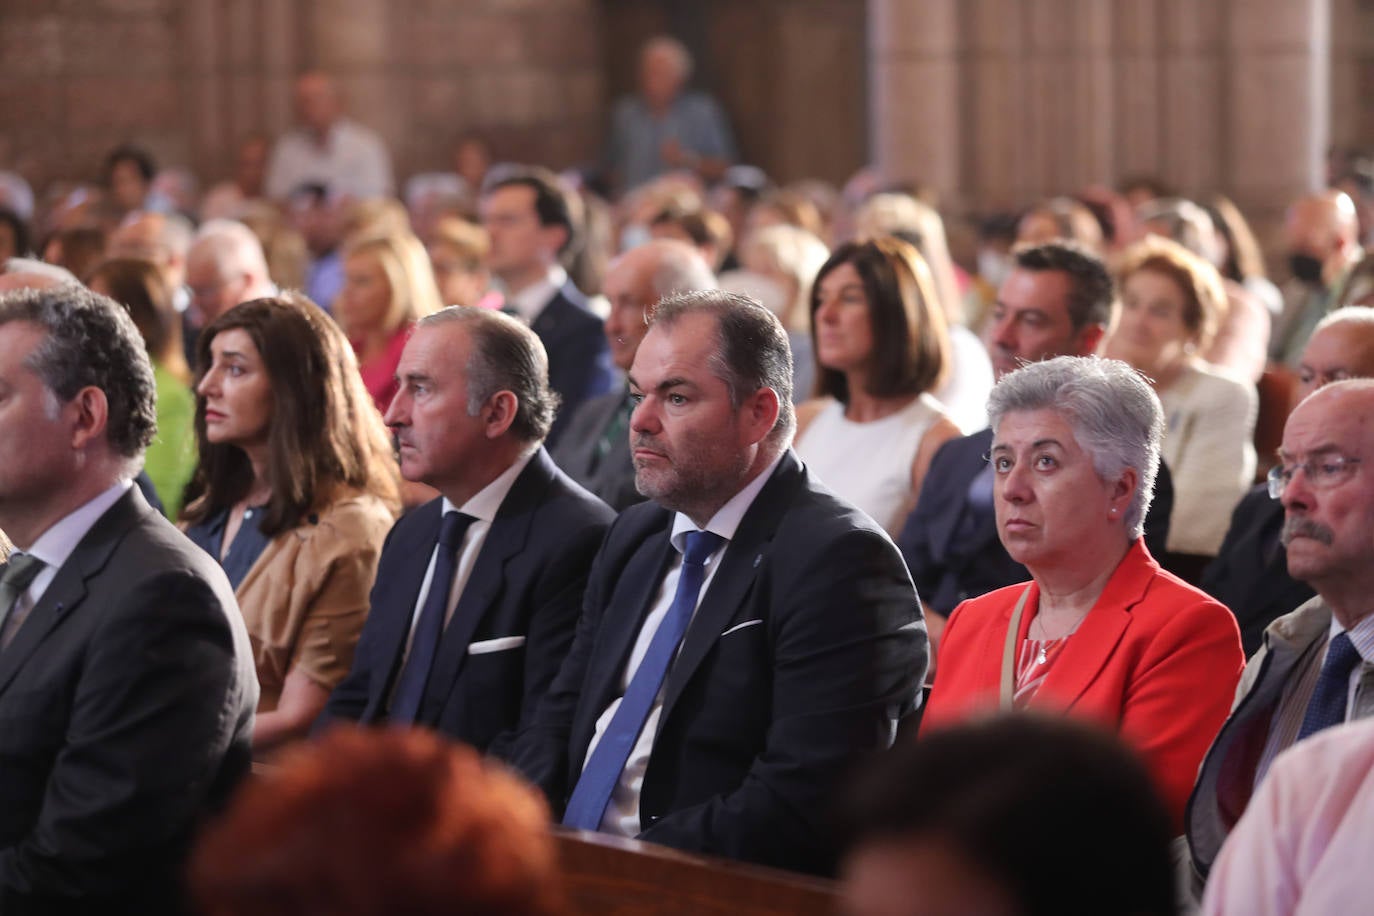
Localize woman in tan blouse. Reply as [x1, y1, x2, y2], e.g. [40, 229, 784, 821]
[182, 292, 400, 752]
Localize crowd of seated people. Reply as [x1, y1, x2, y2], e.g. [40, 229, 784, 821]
[3, 39, 1374, 915]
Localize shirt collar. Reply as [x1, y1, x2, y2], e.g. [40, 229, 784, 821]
[24, 479, 133, 569]
[1329, 612, 1374, 663]
[505, 266, 568, 324]
[441, 448, 538, 524]
[669, 450, 786, 554]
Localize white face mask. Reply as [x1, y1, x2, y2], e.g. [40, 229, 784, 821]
[977, 249, 1013, 290]
[619, 222, 652, 253]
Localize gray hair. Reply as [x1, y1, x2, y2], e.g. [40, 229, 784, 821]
[1315, 304, 1374, 335]
[0, 284, 157, 459]
[988, 356, 1162, 539]
[649, 289, 795, 444]
[416, 307, 559, 443]
[648, 241, 717, 300]
[192, 218, 271, 283]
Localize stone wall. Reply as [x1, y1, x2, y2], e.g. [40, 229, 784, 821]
[0, 0, 606, 197]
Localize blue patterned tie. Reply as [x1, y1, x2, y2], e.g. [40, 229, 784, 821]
[1296, 632, 1362, 740]
[562, 529, 725, 830]
[389, 511, 476, 724]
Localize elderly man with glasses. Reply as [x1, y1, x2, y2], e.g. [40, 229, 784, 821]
[1185, 377, 1374, 899]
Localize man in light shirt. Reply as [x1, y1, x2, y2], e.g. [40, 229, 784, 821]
[321, 307, 613, 758]
[511, 290, 926, 875]
[264, 70, 394, 202]
[0, 284, 256, 913]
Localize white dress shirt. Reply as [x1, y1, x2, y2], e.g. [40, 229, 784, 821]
[4, 480, 132, 645]
[585, 450, 786, 836]
[393, 450, 536, 684]
[503, 266, 569, 326]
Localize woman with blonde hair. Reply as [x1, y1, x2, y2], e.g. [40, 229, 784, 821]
[337, 230, 444, 413]
[1103, 235, 1256, 572]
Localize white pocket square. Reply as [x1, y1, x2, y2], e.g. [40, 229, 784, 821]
[467, 636, 526, 655]
[720, 619, 763, 637]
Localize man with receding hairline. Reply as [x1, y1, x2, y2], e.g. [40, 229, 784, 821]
[1187, 377, 1374, 893]
[512, 290, 924, 875]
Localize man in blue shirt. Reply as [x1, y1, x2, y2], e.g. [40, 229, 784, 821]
[604, 36, 737, 194]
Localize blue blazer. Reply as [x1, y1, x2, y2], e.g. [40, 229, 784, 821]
[510, 450, 926, 875]
[321, 448, 613, 758]
[532, 283, 618, 448]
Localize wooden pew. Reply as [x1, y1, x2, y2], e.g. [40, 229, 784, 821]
[554, 828, 841, 915]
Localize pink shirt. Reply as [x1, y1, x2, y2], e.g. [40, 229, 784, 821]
[1202, 716, 1374, 916]
[355, 324, 411, 415]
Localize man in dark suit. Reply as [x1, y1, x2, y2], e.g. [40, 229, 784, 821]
[553, 238, 717, 510]
[0, 284, 256, 914]
[898, 241, 1173, 644]
[481, 166, 617, 446]
[322, 307, 613, 757]
[512, 290, 926, 876]
[1201, 307, 1374, 653]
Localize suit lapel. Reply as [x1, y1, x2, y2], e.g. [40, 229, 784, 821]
[582, 520, 675, 721]
[932, 431, 996, 556]
[659, 453, 805, 727]
[368, 501, 442, 713]
[0, 488, 144, 697]
[423, 451, 557, 712]
[1035, 542, 1155, 712]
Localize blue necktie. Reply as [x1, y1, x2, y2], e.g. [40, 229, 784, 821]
[1296, 632, 1362, 740]
[389, 511, 476, 724]
[562, 529, 725, 830]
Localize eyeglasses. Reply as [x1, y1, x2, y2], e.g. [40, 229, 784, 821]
[1267, 455, 1362, 499]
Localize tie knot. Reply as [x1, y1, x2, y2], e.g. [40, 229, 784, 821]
[1327, 632, 1362, 676]
[1, 553, 44, 592]
[682, 530, 724, 567]
[438, 511, 476, 549]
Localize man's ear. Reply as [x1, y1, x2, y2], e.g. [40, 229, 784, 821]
[483, 390, 519, 439]
[67, 386, 110, 451]
[739, 386, 781, 447]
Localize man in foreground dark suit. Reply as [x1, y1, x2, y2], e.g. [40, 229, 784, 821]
[0, 284, 256, 914]
[322, 307, 613, 757]
[898, 241, 1173, 646]
[512, 290, 926, 876]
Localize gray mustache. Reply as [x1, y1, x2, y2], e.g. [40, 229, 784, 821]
[1281, 516, 1335, 547]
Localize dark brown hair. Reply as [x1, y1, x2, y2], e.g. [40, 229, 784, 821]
[86, 257, 191, 384]
[182, 292, 400, 533]
[189, 726, 563, 916]
[810, 236, 950, 402]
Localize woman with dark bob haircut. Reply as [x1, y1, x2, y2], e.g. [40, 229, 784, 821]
[794, 236, 960, 533]
[189, 725, 564, 916]
[182, 293, 400, 753]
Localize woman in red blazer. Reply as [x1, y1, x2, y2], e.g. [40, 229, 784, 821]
[922, 356, 1245, 829]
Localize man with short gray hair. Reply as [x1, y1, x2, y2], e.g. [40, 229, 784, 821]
[553, 238, 716, 509]
[321, 307, 614, 757]
[0, 284, 255, 913]
[513, 290, 925, 875]
[185, 219, 276, 326]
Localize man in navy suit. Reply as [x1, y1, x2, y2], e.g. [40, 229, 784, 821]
[481, 166, 617, 446]
[321, 307, 614, 758]
[511, 290, 926, 876]
[897, 242, 1173, 646]
[553, 238, 717, 510]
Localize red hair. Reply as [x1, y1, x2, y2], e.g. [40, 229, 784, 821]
[189, 726, 563, 916]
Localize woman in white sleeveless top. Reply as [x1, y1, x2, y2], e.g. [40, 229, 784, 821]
[794, 237, 961, 533]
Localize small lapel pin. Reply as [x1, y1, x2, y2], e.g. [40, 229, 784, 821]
[753, 554, 762, 568]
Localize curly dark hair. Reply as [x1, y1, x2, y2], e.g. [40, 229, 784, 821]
[0, 284, 157, 457]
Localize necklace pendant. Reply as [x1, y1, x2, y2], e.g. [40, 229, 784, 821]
[1036, 644, 1048, 665]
